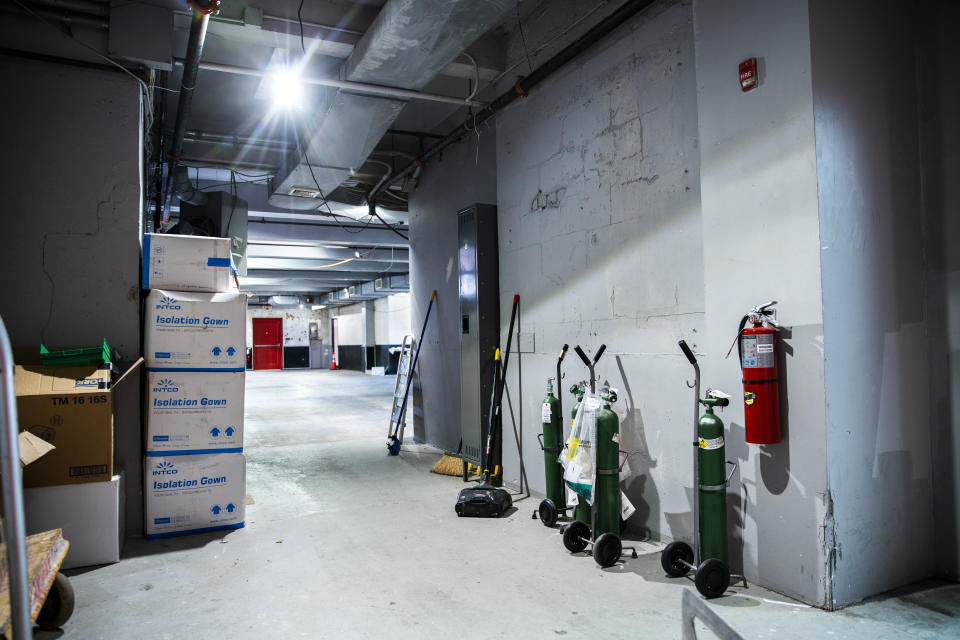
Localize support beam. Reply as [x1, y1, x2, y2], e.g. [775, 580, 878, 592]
[247, 244, 408, 263]
[246, 260, 408, 273]
[248, 221, 408, 248]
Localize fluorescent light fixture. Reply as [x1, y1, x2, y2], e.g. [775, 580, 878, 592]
[312, 305, 326, 311]
[268, 67, 303, 110]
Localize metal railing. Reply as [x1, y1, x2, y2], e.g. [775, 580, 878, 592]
[0, 316, 31, 639]
[681, 588, 744, 640]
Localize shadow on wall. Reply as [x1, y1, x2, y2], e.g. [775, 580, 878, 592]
[614, 355, 660, 540]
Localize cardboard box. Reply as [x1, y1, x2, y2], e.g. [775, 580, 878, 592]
[145, 453, 245, 538]
[15, 360, 141, 488]
[142, 234, 236, 293]
[24, 474, 124, 569]
[146, 370, 244, 455]
[19, 431, 55, 467]
[145, 289, 246, 370]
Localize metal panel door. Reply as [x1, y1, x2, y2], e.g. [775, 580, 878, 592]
[253, 317, 283, 370]
[459, 204, 500, 472]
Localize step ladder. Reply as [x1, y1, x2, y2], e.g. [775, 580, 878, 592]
[386, 334, 415, 454]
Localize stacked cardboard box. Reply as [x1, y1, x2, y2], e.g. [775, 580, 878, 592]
[15, 361, 139, 567]
[142, 234, 247, 539]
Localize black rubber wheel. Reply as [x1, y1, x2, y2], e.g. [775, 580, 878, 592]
[36, 572, 75, 630]
[538, 499, 559, 527]
[695, 558, 730, 599]
[562, 520, 591, 553]
[661, 541, 694, 578]
[593, 532, 622, 568]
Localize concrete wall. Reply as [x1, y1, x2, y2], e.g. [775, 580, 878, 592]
[494, 0, 704, 547]
[247, 306, 324, 347]
[408, 125, 498, 450]
[692, 0, 828, 606]
[374, 293, 411, 345]
[333, 306, 363, 345]
[922, 0, 960, 583]
[0, 57, 144, 534]
[810, 0, 952, 604]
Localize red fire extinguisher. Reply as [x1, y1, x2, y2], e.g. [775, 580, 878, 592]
[728, 301, 781, 444]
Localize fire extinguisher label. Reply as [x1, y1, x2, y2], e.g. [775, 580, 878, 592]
[541, 403, 552, 423]
[741, 334, 775, 368]
[698, 436, 724, 450]
[744, 391, 757, 406]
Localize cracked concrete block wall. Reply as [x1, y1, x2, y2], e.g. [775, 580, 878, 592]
[494, 0, 705, 547]
[0, 58, 143, 535]
[693, 0, 828, 606]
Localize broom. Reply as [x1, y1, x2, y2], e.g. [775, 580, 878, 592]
[431, 439, 464, 476]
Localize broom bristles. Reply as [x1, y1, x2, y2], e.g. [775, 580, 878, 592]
[431, 453, 463, 476]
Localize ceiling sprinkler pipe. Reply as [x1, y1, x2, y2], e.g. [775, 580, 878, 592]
[161, 2, 218, 226]
[368, 0, 658, 201]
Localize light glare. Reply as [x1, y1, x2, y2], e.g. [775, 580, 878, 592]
[269, 68, 303, 110]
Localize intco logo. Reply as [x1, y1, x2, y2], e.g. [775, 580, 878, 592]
[153, 461, 178, 476]
[155, 295, 181, 310]
[153, 378, 179, 393]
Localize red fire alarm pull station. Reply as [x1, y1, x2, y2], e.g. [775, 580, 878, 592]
[739, 57, 758, 92]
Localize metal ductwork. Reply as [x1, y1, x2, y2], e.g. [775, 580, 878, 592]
[268, 0, 514, 210]
[170, 164, 206, 205]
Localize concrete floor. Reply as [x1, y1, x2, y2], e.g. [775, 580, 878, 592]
[43, 370, 959, 639]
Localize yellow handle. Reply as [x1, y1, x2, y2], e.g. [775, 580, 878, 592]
[430, 290, 437, 301]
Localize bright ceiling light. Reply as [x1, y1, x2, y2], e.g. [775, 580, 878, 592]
[268, 67, 303, 110]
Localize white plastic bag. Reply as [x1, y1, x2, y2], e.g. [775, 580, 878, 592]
[561, 395, 600, 505]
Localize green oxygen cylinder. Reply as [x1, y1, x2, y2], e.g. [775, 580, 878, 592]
[541, 379, 564, 508]
[570, 384, 591, 524]
[594, 388, 621, 538]
[698, 398, 728, 564]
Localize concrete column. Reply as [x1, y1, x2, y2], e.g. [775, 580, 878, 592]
[361, 300, 375, 370]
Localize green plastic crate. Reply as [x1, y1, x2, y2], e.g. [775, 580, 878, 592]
[39, 339, 113, 366]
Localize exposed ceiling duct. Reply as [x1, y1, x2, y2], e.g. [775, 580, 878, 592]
[268, 0, 514, 211]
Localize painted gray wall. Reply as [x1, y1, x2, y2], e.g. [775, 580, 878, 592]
[408, 127, 498, 451]
[692, 0, 828, 606]
[810, 0, 932, 607]
[494, 0, 704, 549]
[401, 0, 959, 608]
[922, 0, 960, 582]
[0, 57, 144, 535]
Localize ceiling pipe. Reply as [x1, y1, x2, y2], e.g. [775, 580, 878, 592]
[177, 59, 484, 108]
[368, 0, 658, 202]
[162, 1, 219, 226]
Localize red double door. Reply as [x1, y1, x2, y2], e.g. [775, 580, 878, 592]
[252, 318, 283, 370]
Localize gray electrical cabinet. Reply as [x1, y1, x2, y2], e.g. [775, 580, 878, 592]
[459, 204, 500, 476]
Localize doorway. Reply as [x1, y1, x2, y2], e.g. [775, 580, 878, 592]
[252, 317, 283, 370]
